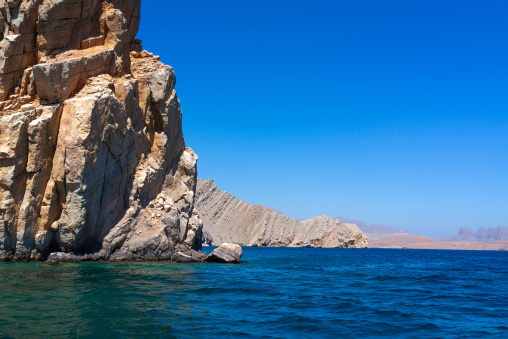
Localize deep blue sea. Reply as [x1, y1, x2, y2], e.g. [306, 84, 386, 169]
[0, 248, 507, 338]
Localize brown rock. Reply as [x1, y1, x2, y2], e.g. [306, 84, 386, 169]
[32, 49, 114, 103]
[0, 0, 204, 262]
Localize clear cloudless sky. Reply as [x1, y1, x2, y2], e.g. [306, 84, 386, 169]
[138, 0, 508, 237]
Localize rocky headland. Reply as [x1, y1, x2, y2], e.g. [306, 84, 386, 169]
[195, 179, 368, 248]
[0, 0, 204, 262]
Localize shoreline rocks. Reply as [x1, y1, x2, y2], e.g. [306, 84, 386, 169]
[44, 243, 244, 265]
[205, 243, 243, 263]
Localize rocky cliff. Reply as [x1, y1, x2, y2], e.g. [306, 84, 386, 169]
[195, 179, 368, 248]
[0, 0, 203, 261]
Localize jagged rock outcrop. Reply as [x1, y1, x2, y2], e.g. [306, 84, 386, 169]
[0, 0, 203, 261]
[195, 179, 368, 248]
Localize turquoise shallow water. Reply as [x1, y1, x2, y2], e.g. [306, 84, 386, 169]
[0, 248, 507, 338]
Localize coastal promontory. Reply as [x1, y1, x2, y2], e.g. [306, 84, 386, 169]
[0, 0, 203, 261]
[195, 179, 368, 248]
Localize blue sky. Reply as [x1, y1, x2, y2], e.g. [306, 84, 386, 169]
[138, 1, 508, 237]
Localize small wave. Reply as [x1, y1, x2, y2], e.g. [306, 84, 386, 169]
[1, 248, 507, 338]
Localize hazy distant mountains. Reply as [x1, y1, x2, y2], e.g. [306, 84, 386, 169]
[275, 212, 508, 250]
[268, 212, 408, 235]
[197, 180, 508, 250]
[443, 226, 508, 242]
[335, 217, 508, 242]
[335, 217, 409, 235]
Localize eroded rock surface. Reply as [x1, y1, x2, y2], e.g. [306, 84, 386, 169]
[196, 179, 368, 249]
[205, 243, 242, 263]
[0, 0, 203, 262]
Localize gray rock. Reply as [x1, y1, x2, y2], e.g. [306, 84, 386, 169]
[174, 249, 207, 263]
[195, 179, 368, 248]
[46, 252, 86, 265]
[205, 243, 242, 264]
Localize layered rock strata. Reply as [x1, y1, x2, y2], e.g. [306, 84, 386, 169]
[195, 179, 368, 248]
[0, 0, 203, 261]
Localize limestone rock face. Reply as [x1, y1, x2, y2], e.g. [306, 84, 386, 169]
[196, 179, 368, 249]
[0, 0, 203, 261]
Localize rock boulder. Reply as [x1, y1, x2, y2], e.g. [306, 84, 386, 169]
[205, 243, 243, 263]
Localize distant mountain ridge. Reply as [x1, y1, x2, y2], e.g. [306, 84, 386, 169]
[443, 226, 508, 242]
[196, 179, 507, 250]
[267, 212, 405, 235]
[335, 217, 409, 235]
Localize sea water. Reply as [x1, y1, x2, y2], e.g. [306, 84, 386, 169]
[0, 248, 507, 338]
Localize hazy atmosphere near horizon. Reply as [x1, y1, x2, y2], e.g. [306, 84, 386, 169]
[139, 0, 507, 238]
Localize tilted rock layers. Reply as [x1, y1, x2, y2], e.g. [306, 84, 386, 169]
[196, 179, 368, 248]
[0, 0, 203, 261]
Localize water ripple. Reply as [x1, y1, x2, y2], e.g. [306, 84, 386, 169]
[0, 248, 507, 338]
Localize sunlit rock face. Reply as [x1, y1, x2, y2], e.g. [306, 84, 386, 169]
[195, 179, 368, 249]
[0, 0, 203, 261]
